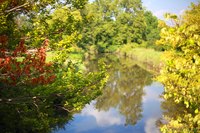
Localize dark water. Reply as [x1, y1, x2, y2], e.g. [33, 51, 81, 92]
[54, 55, 164, 133]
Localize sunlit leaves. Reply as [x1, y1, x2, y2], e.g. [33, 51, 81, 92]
[80, 0, 147, 52]
[157, 2, 200, 132]
[0, 0, 108, 132]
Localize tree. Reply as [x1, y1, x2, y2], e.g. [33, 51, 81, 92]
[117, 0, 146, 44]
[80, 0, 119, 52]
[0, 0, 108, 132]
[143, 10, 160, 49]
[79, 0, 146, 53]
[157, 2, 200, 132]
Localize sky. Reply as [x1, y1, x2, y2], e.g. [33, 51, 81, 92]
[142, 0, 198, 19]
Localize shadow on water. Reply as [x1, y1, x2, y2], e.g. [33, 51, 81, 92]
[55, 54, 164, 133]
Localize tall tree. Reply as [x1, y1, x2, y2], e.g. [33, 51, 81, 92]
[116, 0, 146, 44]
[79, 0, 146, 53]
[144, 10, 160, 48]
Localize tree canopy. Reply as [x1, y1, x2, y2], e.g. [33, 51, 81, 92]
[79, 0, 160, 53]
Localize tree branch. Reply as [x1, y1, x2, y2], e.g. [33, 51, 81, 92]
[5, 3, 29, 13]
[54, 105, 73, 113]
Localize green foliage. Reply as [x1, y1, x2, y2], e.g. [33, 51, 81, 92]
[0, 0, 109, 132]
[144, 11, 160, 49]
[0, 0, 88, 48]
[79, 0, 152, 53]
[157, 3, 200, 132]
[105, 45, 121, 53]
[0, 0, 57, 47]
[0, 55, 108, 132]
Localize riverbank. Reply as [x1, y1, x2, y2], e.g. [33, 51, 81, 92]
[46, 46, 163, 74]
[116, 45, 163, 74]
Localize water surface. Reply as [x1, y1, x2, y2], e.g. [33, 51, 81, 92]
[55, 55, 164, 133]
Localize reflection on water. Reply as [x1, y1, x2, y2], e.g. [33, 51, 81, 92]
[55, 55, 164, 133]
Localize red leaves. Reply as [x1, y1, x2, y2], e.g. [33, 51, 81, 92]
[31, 75, 56, 85]
[48, 75, 56, 83]
[0, 48, 6, 57]
[43, 39, 49, 47]
[0, 39, 56, 87]
[13, 39, 27, 57]
[36, 46, 46, 64]
[0, 35, 8, 47]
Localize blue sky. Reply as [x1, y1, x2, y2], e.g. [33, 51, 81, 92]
[142, 0, 198, 19]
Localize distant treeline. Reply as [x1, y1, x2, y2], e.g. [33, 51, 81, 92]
[78, 0, 162, 53]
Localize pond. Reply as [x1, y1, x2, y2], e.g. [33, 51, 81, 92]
[54, 55, 164, 133]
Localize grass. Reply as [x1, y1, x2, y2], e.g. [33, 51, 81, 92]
[116, 44, 163, 73]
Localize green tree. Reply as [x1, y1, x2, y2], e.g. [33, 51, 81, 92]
[157, 3, 200, 132]
[0, 0, 108, 132]
[144, 10, 160, 49]
[80, 0, 146, 53]
[116, 0, 146, 44]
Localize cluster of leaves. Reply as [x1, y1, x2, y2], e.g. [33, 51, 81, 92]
[79, 0, 160, 53]
[0, 59, 108, 133]
[0, 0, 88, 48]
[144, 11, 161, 49]
[0, 39, 55, 87]
[157, 3, 200, 132]
[0, 0, 109, 132]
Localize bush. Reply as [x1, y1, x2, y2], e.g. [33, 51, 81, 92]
[157, 4, 200, 132]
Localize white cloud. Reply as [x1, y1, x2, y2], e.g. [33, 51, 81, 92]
[142, 0, 156, 8]
[153, 9, 169, 19]
[145, 118, 160, 133]
[81, 101, 125, 127]
[143, 82, 163, 133]
[179, 9, 186, 15]
[143, 82, 163, 103]
[153, 9, 186, 20]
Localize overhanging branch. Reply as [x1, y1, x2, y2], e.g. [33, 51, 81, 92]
[5, 3, 29, 13]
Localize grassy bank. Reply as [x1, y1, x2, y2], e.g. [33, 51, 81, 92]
[116, 44, 163, 73]
[46, 45, 163, 74]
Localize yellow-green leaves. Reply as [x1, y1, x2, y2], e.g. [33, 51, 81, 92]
[45, 7, 83, 50]
[195, 109, 198, 114]
[157, 2, 200, 132]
